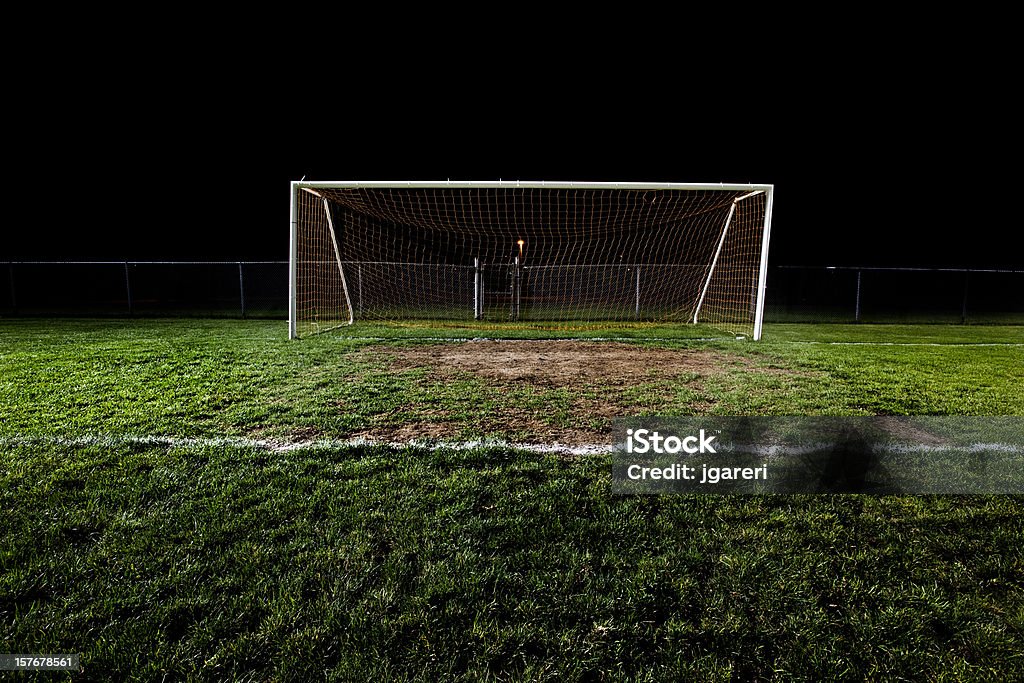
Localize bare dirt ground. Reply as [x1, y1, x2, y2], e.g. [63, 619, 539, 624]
[381, 341, 742, 385]
[874, 416, 950, 446]
[349, 341, 795, 446]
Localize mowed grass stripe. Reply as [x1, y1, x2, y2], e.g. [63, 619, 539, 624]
[3, 440, 1023, 680]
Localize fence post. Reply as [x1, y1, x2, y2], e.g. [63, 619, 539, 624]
[854, 270, 862, 322]
[635, 267, 641, 319]
[238, 262, 246, 318]
[473, 258, 481, 320]
[124, 262, 133, 315]
[7, 263, 15, 311]
[512, 257, 520, 321]
[358, 263, 364, 316]
[961, 271, 970, 324]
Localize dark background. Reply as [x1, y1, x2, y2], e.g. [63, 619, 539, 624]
[5, 57, 1017, 270]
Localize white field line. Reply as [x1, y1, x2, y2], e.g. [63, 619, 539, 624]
[1, 435, 1019, 457]
[0, 434, 613, 456]
[746, 442, 1021, 456]
[786, 341, 1024, 347]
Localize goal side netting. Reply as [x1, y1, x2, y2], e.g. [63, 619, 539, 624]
[290, 183, 772, 339]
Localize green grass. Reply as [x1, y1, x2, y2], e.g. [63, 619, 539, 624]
[2, 319, 1023, 680]
[766, 323, 1024, 345]
[2, 320, 1021, 439]
[303, 319, 743, 340]
[3, 443, 1022, 681]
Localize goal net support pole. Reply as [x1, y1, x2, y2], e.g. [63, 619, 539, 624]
[691, 189, 772, 339]
[692, 201, 737, 325]
[321, 197, 354, 326]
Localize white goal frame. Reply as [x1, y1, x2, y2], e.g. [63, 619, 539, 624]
[289, 180, 774, 339]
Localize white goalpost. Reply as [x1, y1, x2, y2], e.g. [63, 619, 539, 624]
[289, 181, 774, 339]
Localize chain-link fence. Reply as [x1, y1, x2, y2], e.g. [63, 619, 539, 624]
[0, 262, 287, 318]
[1, 262, 1021, 325]
[763, 266, 1023, 324]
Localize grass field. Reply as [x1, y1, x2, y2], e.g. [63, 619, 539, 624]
[1, 320, 1022, 680]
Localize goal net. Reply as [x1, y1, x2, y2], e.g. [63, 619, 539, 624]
[290, 182, 773, 339]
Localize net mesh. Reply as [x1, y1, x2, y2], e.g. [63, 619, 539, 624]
[294, 186, 767, 337]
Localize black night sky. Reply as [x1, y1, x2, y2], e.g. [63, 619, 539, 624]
[6, 63, 1017, 271]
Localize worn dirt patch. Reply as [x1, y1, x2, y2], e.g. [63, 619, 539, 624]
[874, 416, 950, 446]
[349, 341, 793, 446]
[371, 341, 753, 386]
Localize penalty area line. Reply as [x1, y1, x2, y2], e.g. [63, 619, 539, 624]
[4, 435, 1020, 457]
[0, 434, 614, 457]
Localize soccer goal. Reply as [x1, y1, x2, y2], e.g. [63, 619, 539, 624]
[289, 181, 774, 339]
